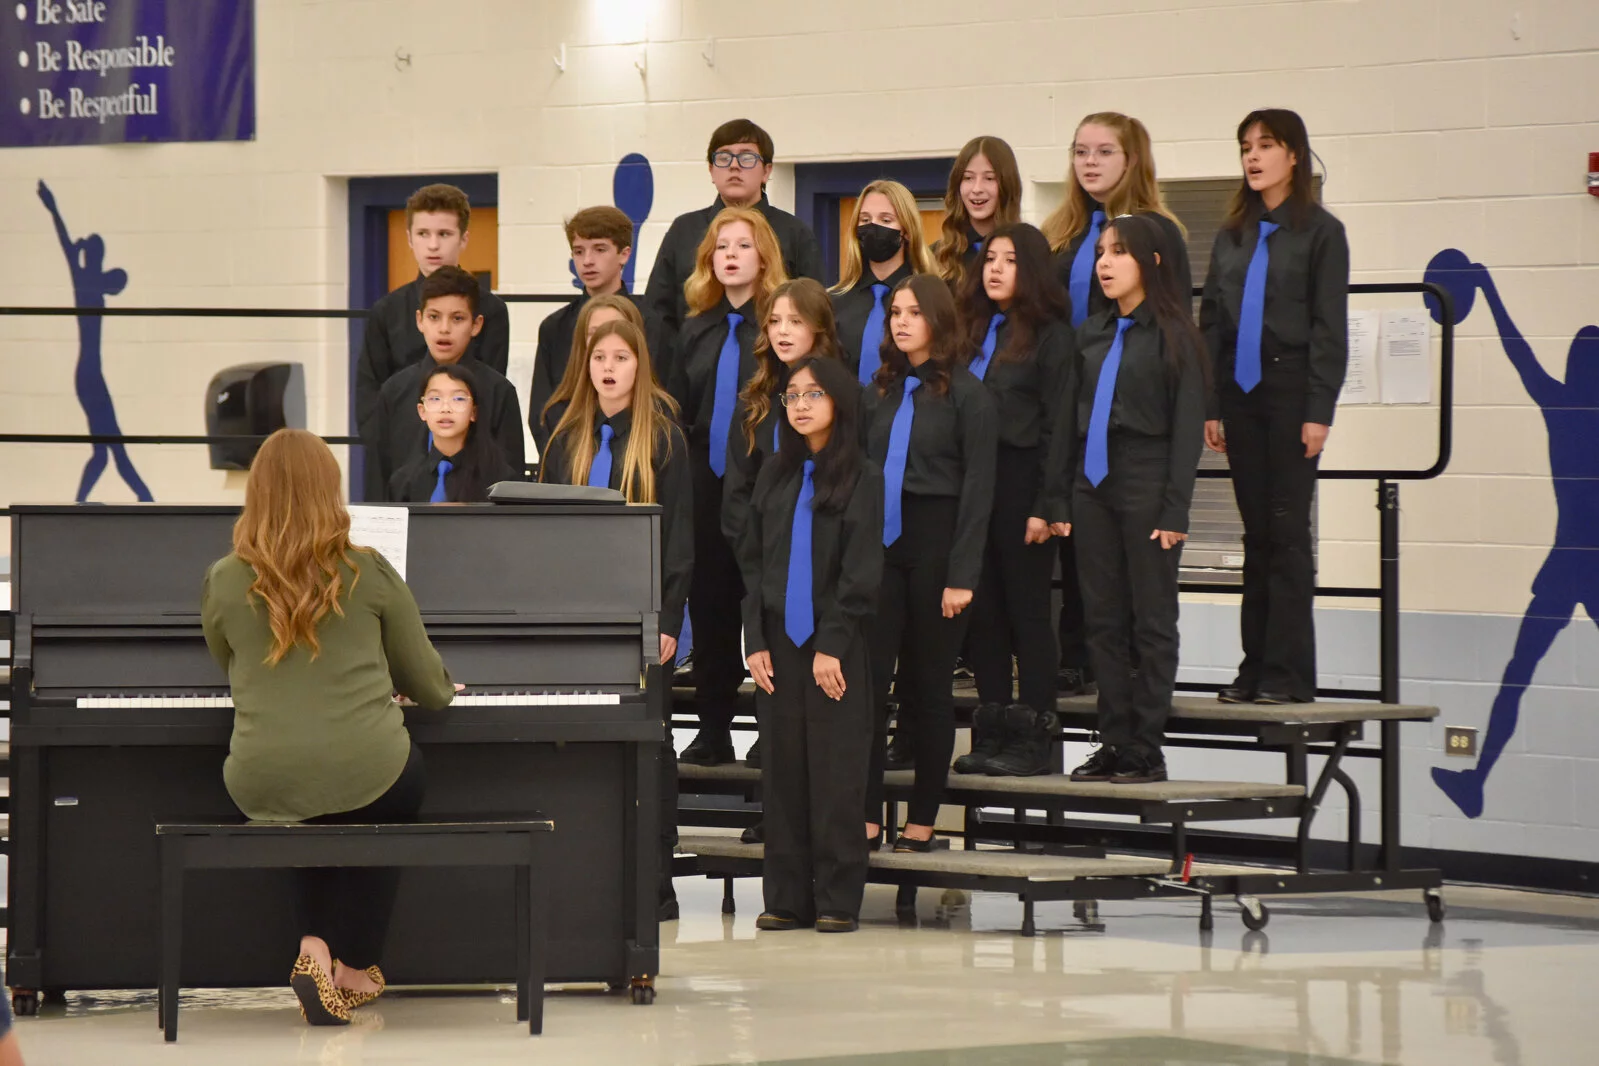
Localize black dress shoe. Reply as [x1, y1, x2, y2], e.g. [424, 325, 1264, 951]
[680, 730, 735, 766]
[1255, 691, 1312, 705]
[1056, 666, 1094, 696]
[740, 822, 764, 844]
[866, 830, 883, 852]
[657, 896, 680, 922]
[892, 835, 949, 853]
[743, 737, 762, 769]
[755, 910, 804, 931]
[883, 734, 915, 770]
[1069, 746, 1118, 781]
[816, 913, 858, 933]
[1110, 748, 1168, 785]
[1217, 685, 1256, 704]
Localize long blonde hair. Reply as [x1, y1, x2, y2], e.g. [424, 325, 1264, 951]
[934, 136, 1022, 290]
[232, 429, 368, 665]
[540, 294, 649, 431]
[542, 319, 680, 503]
[1041, 112, 1184, 253]
[684, 207, 787, 316]
[830, 179, 935, 294]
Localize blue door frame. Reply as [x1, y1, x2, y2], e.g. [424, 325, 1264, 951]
[791, 158, 955, 287]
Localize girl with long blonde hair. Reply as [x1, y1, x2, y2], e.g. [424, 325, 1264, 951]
[535, 293, 651, 449]
[669, 206, 789, 768]
[202, 428, 454, 1027]
[933, 136, 1022, 293]
[830, 180, 935, 382]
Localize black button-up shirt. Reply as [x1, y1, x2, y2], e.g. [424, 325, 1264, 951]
[355, 273, 510, 441]
[527, 290, 665, 453]
[389, 445, 518, 504]
[862, 363, 997, 590]
[735, 456, 885, 659]
[1053, 208, 1193, 324]
[831, 261, 914, 376]
[1059, 303, 1206, 533]
[540, 405, 693, 639]
[970, 316, 1075, 517]
[370, 357, 526, 501]
[1199, 201, 1350, 424]
[668, 297, 761, 457]
[643, 194, 824, 353]
[721, 393, 783, 545]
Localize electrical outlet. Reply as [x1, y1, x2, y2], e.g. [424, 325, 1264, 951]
[1445, 726, 1479, 758]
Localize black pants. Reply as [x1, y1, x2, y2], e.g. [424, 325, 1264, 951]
[1221, 379, 1320, 699]
[970, 446, 1059, 715]
[866, 496, 968, 827]
[294, 743, 425, 969]
[689, 455, 747, 732]
[760, 617, 872, 920]
[1073, 439, 1182, 756]
[1056, 535, 1090, 674]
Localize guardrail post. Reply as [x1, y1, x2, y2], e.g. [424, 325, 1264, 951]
[1378, 480, 1400, 704]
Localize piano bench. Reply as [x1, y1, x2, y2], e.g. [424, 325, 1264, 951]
[153, 816, 555, 1043]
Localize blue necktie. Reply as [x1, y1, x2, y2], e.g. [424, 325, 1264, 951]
[429, 458, 453, 503]
[784, 460, 816, 647]
[588, 423, 614, 488]
[708, 312, 744, 477]
[1235, 220, 1280, 393]
[772, 414, 781, 452]
[969, 312, 1005, 380]
[1085, 318, 1135, 488]
[858, 283, 890, 384]
[1069, 209, 1105, 328]
[882, 376, 922, 546]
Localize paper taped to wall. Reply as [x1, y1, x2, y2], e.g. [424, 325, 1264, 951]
[1380, 310, 1433, 405]
[1340, 310, 1380, 405]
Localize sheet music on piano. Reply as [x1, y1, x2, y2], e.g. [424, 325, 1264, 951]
[348, 505, 410, 579]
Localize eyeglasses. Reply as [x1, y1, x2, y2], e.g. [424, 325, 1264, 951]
[422, 394, 472, 409]
[780, 390, 827, 408]
[1073, 146, 1123, 161]
[712, 150, 766, 170]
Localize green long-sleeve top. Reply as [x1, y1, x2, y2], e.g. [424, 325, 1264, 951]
[201, 549, 455, 823]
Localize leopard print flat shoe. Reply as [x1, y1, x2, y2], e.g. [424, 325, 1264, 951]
[290, 954, 351, 1026]
[334, 960, 386, 1010]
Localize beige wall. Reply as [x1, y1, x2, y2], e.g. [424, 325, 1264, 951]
[1, 0, 1597, 625]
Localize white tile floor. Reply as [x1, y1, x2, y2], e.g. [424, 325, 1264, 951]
[10, 877, 1596, 1064]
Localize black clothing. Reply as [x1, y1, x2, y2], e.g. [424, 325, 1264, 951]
[737, 458, 885, 661]
[644, 194, 824, 351]
[1199, 201, 1350, 426]
[831, 261, 914, 375]
[1056, 537, 1090, 671]
[721, 395, 783, 546]
[1201, 201, 1347, 701]
[369, 358, 526, 502]
[540, 406, 693, 640]
[1058, 305, 1206, 533]
[389, 444, 517, 503]
[973, 316, 1075, 518]
[294, 742, 425, 970]
[356, 274, 509, 446]
[527, 290, 665, 453]
[968, 446, 1059, 717]
[1053, 209, 1193, 323]
[861, 364, 997, 590]
[669, 298, 762, 450]
[865, 496, 970, 826]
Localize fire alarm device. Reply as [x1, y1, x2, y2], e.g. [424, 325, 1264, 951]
[1590, 152, 1599, 197]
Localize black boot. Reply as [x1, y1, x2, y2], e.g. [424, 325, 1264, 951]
[680, 729, 735, 767]
[743, 736, 762, 769]
[952, 702, 1006, 774]
[982, 705, 1057, 777]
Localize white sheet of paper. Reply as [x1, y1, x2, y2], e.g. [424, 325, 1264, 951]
[1380, 310, 1433, 405]
[1340, 310, 1379, 406]
[348, 505, 410, 580]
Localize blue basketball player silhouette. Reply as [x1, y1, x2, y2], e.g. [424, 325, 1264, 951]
[38, 180, 153, 502]
[1425, 248, 1599, 818]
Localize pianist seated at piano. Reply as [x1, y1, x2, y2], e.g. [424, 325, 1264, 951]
[540, 317, 693, 666]
[200, 428, 458, 1027]
[389, 361, 517, 502]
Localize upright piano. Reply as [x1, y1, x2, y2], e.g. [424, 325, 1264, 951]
[6, 503, 663, 998]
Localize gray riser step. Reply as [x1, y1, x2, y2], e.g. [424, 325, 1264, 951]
[679, 835, 1169, 882]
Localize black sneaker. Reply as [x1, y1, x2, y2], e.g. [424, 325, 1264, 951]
[952, 703, 1007, 774]
[680, 730, 735, 766]
[1069, 746, 1119, 781]
[743, 736, 762, 768]
[1056, 666, 1095, 696]
[884, 732, 915, 770]
[952, 658, 977, 691]
[1110, 749, 1168, 785]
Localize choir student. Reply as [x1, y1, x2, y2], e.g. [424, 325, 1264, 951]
[371, 266, 525, 500]
[933, 137, 1022, 295]
[388, 362, 517, 502]
[829, 179, 936, 382]
[670, 208, 789, 766]
[202, 430, 457, 1025]
[863, 275, 996, 848]
[645, 119, 823, 355]
[528, 206, 663, 452]
[1200, 109, 1348, 705]
[1056, 214, 1206, 784]
[1041, 112, 1192, 695]
[536, 293, 651, 444]
[722, 278, 847, 775]
[956, 223, 1073, 777]
[357, 183, 508, 497]
[736, 357, 884, 932]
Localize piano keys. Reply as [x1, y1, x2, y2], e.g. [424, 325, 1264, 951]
[73, 692, 626, 709]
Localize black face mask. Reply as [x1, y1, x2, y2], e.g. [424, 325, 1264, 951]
[857, 223, 905, 264]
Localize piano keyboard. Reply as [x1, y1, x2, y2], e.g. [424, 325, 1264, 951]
[75, 692, 623, 709]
